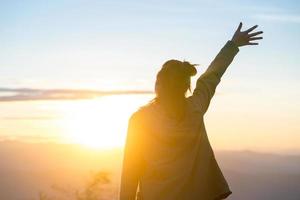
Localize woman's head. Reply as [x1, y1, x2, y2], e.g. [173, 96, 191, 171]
[155, 59, 197, 100]
[153, 59, 197, 119]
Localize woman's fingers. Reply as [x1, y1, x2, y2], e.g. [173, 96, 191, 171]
[237, 22, 243, 32]
[245, 25, 258, 33]
[247, 42, 259, 45]
[249, 37, 263, 41]
[231, 23, 263, 47]
[248, 31, 263, 37]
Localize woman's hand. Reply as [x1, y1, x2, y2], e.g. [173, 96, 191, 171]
[231, 22, 263, 47]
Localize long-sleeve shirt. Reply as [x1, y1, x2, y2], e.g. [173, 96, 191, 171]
[119, 40, 239, 200]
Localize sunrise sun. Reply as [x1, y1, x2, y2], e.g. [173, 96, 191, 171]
[59, 95, 152, 149]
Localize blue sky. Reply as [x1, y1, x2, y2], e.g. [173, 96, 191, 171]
[0, 0, 299, 90]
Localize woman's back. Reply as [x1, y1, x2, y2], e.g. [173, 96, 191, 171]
[126, 95, 230, 200]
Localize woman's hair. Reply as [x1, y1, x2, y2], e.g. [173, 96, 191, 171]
[153, 59, 197, 120]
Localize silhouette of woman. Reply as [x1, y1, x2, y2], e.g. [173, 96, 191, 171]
[120, 23, 263, 200]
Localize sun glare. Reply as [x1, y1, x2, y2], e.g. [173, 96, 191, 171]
[59, 95, 152, 149]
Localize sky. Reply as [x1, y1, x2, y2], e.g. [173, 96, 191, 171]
[0, 0, 299, 153]
[1, 0, 299, 89]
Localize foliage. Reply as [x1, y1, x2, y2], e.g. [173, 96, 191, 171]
[38, 171, 111, 200]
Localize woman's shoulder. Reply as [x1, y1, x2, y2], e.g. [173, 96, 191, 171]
[129, 100, 157, 122]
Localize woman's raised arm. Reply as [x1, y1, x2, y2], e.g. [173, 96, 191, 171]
[191, 22, 263, 114]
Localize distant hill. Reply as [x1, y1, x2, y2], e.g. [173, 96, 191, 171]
[216, 151, 300, 200]
[0, 141, 299, 200]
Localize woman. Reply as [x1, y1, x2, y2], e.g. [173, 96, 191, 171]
[120, 23, 263, 200]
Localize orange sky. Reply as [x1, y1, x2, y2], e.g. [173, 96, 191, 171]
[0, 93, 299, 154]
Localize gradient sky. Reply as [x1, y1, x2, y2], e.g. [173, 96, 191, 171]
[1, 0, 299, 89]
[0, 0, 299, 153]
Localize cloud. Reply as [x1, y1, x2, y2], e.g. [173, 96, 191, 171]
[253, 14, 300, 23]
[0, 88, 153, 102]
[0, 135, 60, 142]
[1, 116, 59, 120]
